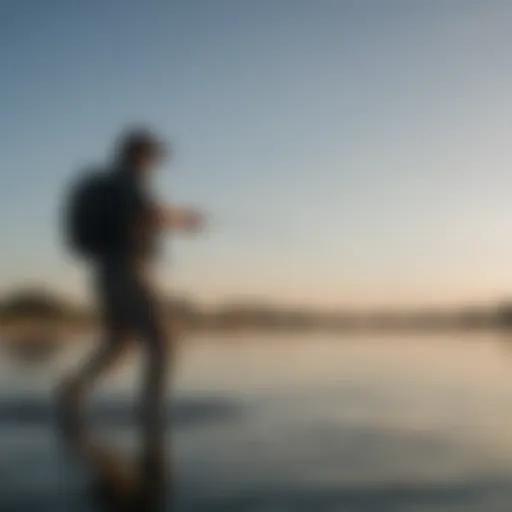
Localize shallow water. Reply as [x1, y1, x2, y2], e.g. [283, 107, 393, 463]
[1, 333, 512, 511]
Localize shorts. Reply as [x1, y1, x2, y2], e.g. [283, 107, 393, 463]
[94, 261, 162, 336]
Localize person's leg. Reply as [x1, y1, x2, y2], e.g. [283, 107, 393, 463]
[57, 328, 131, 449]
[59, 327, 140, 512]
[135, 287, 172, 510]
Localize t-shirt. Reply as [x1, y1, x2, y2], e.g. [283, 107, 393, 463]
[104, 167, 158, 264]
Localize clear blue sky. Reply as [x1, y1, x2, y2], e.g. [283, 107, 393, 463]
[1, 0, 512, 308]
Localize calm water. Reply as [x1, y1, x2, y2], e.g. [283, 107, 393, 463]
[1, 333, 512, 511]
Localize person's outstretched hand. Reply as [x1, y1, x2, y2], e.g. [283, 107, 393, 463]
[182, 209, 205, 233]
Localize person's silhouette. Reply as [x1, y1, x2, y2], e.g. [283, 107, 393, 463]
[57, 128, 204, 509]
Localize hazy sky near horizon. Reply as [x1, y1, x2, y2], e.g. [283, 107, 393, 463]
[2, 0, 512, 308]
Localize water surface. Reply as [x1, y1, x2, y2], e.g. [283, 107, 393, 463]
[1, 333, 512, 511]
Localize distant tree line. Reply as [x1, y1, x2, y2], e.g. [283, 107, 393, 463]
[1, 287, 512, 333]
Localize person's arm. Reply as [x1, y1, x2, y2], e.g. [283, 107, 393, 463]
[151, 204, 204, 232]
[122, 177, 203, 234]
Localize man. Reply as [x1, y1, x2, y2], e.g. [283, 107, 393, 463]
[58, 128, 203, 509]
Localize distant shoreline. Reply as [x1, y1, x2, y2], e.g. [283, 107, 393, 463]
[2, 288, 512, 341]
[1, 318, 511, 343]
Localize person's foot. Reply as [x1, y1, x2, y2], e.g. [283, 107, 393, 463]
[136, 450, 169, 511]
[86, 446, 140, 511]
[88, 475, 137, 512]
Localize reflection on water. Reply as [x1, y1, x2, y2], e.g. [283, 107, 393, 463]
[1, 334, 512, 511]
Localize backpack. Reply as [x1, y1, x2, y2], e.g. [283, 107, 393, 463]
[63, 169, 122, 259]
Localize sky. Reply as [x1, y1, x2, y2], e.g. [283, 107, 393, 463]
[2, 0, 512, 309]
